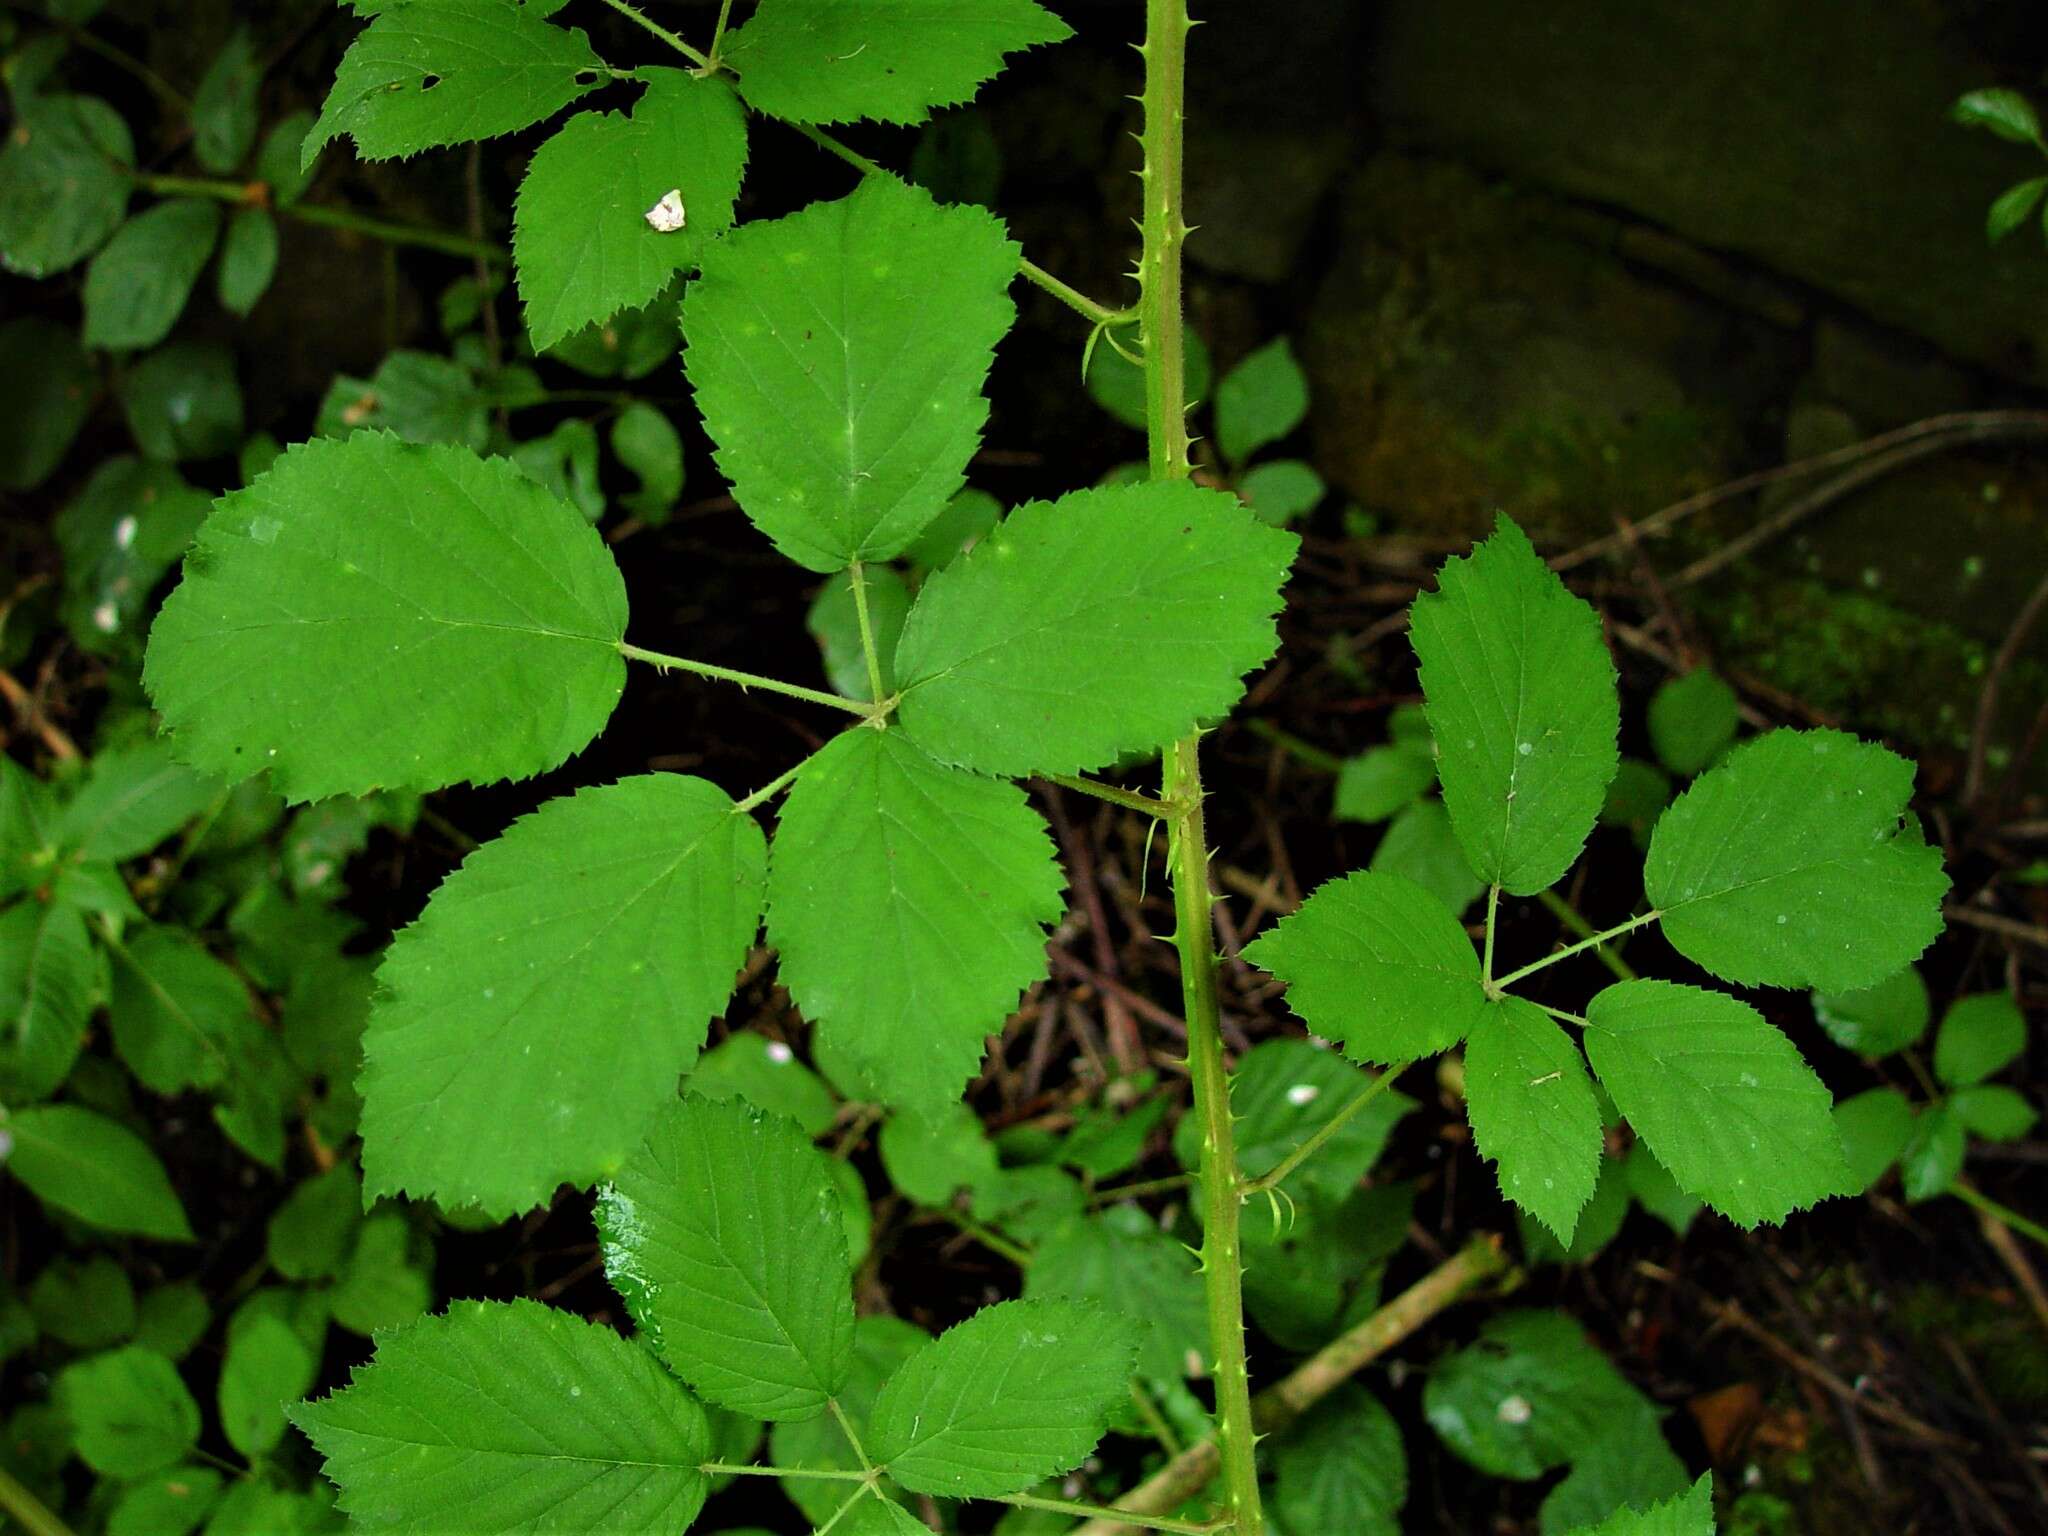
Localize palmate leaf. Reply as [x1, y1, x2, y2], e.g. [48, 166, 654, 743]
[597, 1097, 854, 1420]
[304, 0, 606, 167]
[766, 728, 1064, 1114]
[360, 775, 765, 1216]
[145, 433, 629, 803]
[1583, 980, 1849, 1227]
[514, 69, 748, 352]
[1644, 729, 1948, 992]
[293, 1299, 710, 1536]
[893, 481, 1297, 776]
[682, 175, 1018, 573]
[1463, 997, 1603, 1242]
[727, 0, 1073, 126]
[1410, 515, 1619, 895]
[868, 1298, 1137, 1498]
[1244, 869, 1490, 1066]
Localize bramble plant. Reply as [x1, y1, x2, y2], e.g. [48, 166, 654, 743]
[0, 2, 1964, 1534]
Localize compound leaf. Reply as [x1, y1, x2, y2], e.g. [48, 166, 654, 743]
[868, 1299, 1137, 1498]
[292, 1299, 711, 1535]
[1463, 997, 1602, 1243]
[1245, 869, 1490, 1066]
[145, 433, 629, 803]
[515, 69, 748, 352]
[766, 728, 1063, 1115]
[893, 481, 1296, 775]
[1584, 980, 1849, 1227]
[57, 1346, 201, 1476]
[769, 1314, 928, 1524]
[727, 0, 1073, 126]
[360, 775, 765, 1216]
[1644, 730, 1948, 992]
[4, 1103, 193, 1241]
[682, 175, 1018, 573]
[597, 1096, 853, 1420]
[82, 200, 222, 352]
[1411, 515, 1619, 895]
[305, 0, 606, 167]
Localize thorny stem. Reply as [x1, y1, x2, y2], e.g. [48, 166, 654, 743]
[696, 1463, 868, 1483]
[995, 1492, 1230, 1533]
[1138, 0, 1261, 1526]
[1491, 910, 1662, 990]
[846, 562, 888, 707]
[1043, 773, 1174, 819]
[1536, 889, 1638, 981]
[595, 0, 711, 68]
[128, 173, 509, 263]
[618, 641, 877, 720]
[810, 1484, 877, 1536]
[731, 755, 812, 817]
[1240, 1066, 1413, 1198]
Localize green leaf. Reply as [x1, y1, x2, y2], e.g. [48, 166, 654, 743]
[256, 111, 317, 207]
[1833, 1087, 1915, 1193]
[1644, 729, 1949, 992]
[1600, 758, 1671, 849]
[1952, 1083, 2037, 1142]
[330, 1209, 432, 1334]
[1584, 980, 1849, 1227]
[1462, 998, 1603, 1242]
[1812, 967, 1929, 1056]
[219, 1313, 316, 1459]
[514, 70, 747, 352]
[1273, 1385, 1405, 1536]
[1422, 1310, 1647, 1481]
[1237, 458, 1325, 527]
[1087, 329, 1212, 433]
[766, 728, 1063, 1115]
[868, 1298, 1137, 1498]
[1899, 1102, 1965, 1202]
[769, 1314, 928, 1524]
[1539, 1410, 1690, 1536]
[106, 924, 260, 1096]
[1952, 88, 2044, 147]
[0, 898, 94, 1102]
[29, 1253, 135, 1348]
[1567, 1474, 1714, 1536]
[56, 1346, 201, 1476]
[879, 1100, 998, 1206]
[727, 0, 1073, 126]
[192, 27, 260, 175]
[135, 1282, 212, 1362]
[809, 566, 911, 702]
[319, 349, 490, 449]
[682, 175, 1019, 573]
[1519, 1152, 1630, 1266]
[903, 488, 1001, 572]
[1622, 1144, 1700, 1235]
[611, 401, 684, 521]
[107, 1467, 223, 1536]
[1933, 991, 2025, 1088]
[687, 1032, 838, 1136]
[893, 481, 1296, 776]
[305, 0, 607, 167]
[361, 774, 764, 1214]
[1027, 1208, 1206, 1381]
[58, 738, 220, 862]
[217, 207, 280, 316]
[120, 341, 243, 461]
[4, 1103, 193, 1240]
[0, 317, 97, 491]
[1372, 797, 1485, 916]
[1245, 869, 1490, 1066]
[293, 1299, 711, 1534]
[597, 1096, 854, 1420]
[145, 433, 629, 803]
[55, 458, 212, 655]
[83, 201, 223, 352]
[0, 94, 134, 278]
[1410, 515, 1619, 895]
[1334, 743, 1434, 824]
[268, 1162, 363, 1281]
[1987, 176, 2048, 242]
[1646, 668, 1737, 778]
[1215, 337, 1310, 466]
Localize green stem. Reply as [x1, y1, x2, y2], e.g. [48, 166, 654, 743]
[828, 1398, 874, 1473]
[1089, 1171, 1195, 1207]
[1043, 772, 1173, 818]
[1481, 884, 1500, 983]
[996, 1492, 1229, 1534]
[1241, 1065, 1412, 1198]
[697, 1463, 869, 1483]
[1492, 910, 1661, 990]
[731, 755, 812, 817]
[942, 1212, 1033, 1267]
[129, 173, 509, 264]
[1536, 890, 1638, 981]
[618, 641, 877, 719]
[0, 1465, 76, 1536]
[811, 1485, 877, 1536]
[595, 0, 711, 67]
[846, 562, 888, 706]
[705, 0, 737, 67]
[1953, 1180, 2048, 1251]
[1245, 719, 1344, 774]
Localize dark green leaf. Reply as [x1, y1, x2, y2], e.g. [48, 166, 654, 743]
[4, 1103, 193, 1240]
[83, 201, 223, 352]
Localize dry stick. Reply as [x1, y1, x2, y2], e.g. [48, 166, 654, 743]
[0, 669, 79, 761]
[1071, 1239, 1512, 1536]
[1942, 903, 2048, 951]
[1955, 1180, 2048, 1337]
[1963, 565, 2048, 808]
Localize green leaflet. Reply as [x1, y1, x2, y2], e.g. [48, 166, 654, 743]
[1812, 966, 1930, 1056]
[770, 1314, 928, 1524]
[1834, 1087, 1915, 1193]
[514, 69, 748, 352]
[305, 0, 607, 167]
[1410, 514, 1619, 895]
[360, 775, 765, 1215]
[1272, 1384, 1406, 1536]
[1539, 1407, 1691, 1535]
[727, 0, 1073, 126]
[597, 1097, 854, 1420]
[4, 1103, 194, 1241]
[1211, 1038, 1415, 1202]
[1027, 1208, 1207, 1381]
[216, 207, 280, 317]
[192, 27, 260, 175]
[1245, 869, 1490, 1065]
[893, 481, 1297, 776]
[682, 175, 1018, 573]
[879, 1101, 997, 1205]
[0, 897, 94, 1102]
[867, 1299, 1137, 1498]
[145, 433, 629, 802]
[1933, 991, 2025, 1087]
[56, 737, 221, 863]
[267, 1162, 363, 1281]
[1583, 980, 1850, 1228]
[810, 566, 912, 702]
[1645, 668, 1738, 778]
[105, 924, 260, 1096]
[686, 1032, 838, 1135]
[1373, 797, 1486, 916]
[0, 94, 134, 278]
[766, 728, 1064, 1115]
[106, 1467, 223, 1536]
[293, 1299, 711, 1534]
[0, 317, 97, 491]
[1462, 997, 1603, 1243]
[1567, 1475, 1715, 1536]
[1215, 336, 1310, 466]
[1645, 729, 1948, 992]
[218, 1313, 316, 1458]
[56, 1346, 201, 1476]
[1334, 742, 1435, 824]
[82, 200, 223, 352]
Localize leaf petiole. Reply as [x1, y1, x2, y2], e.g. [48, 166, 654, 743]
[697, 1463, 871, 1483]
[1492, 910, 1662, 990]
[593, 0, 711, 69]
[846, 562, 888, 706]
[1239, 1065, 1414, 1199]
[1042, 773, 1174, 819]
[828, 1397, 874, 1473]
[995, 1491, 1233, 1533]
[619, 641, 877, 719]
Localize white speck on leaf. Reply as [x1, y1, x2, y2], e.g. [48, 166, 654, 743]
[1285, 1083, 1320, 1106]
[645, 189, 686, 233]
[1498, 1394, 1533, 1425]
